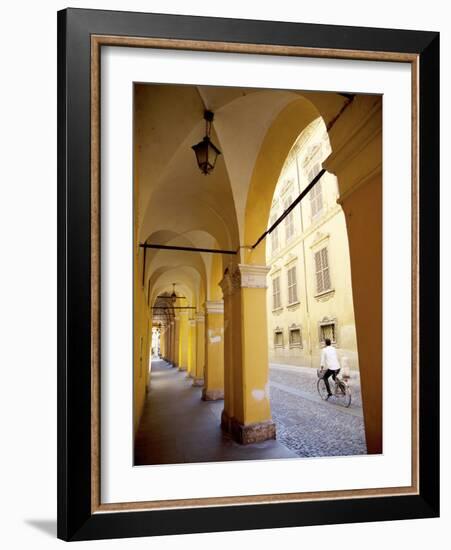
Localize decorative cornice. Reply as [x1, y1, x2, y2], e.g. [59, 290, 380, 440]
[310, 231, 330, 250]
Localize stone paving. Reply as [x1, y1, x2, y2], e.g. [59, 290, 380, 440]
[135, 360, 367, 465]
[269, 363, 367, 457]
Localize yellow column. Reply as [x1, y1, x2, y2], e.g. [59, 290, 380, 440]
[168, 320, 175, 366]
[202, 300, 224, 401]
[192, 311, 205, 387]
[220, 264, 275, 444]
[165, 324, 170, 361]
[219, 270, 235, 431]
[324, 95, 382, 454]
[173, 316, 180, 368]
[187, 318, 197, 377]
[160, 327, 166, 358]
[178, 310, 189, 371]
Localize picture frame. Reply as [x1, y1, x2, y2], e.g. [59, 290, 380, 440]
[57, 7, 439, 541]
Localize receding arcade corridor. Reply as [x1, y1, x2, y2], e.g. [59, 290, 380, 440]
[134, 359, 297, 465]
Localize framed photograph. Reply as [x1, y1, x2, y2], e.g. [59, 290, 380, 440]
[57, 8, 439, 541]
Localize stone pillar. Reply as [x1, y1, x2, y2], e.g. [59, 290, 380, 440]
[160, 327, 166, 358]
[220, 264, 275, 444]
[192, 312, 205, 387]
[323, 95, 382, 454]
[178, 310, 189, 371]
[166, 321, 174, 364]
[219, 271, 235, 431]
[173, 316, 180, 368]
[166, 321, 173, 364]
[187, 318, 197, 377]
[202, 300, 224, 401]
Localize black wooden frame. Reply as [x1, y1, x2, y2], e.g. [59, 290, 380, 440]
[57, 7, 439, 541]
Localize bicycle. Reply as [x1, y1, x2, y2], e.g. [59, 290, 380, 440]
[316, 368, 352, 408]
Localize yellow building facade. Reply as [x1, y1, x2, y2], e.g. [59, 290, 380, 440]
[266, 119, 359, 371]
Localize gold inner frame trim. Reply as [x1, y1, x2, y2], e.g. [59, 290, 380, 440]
[90, 34, 420, 514]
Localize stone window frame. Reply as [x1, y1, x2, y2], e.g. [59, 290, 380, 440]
[288, 324, 303, 348]
[274, 327, 284, 348]
[318, 318, 338, 347]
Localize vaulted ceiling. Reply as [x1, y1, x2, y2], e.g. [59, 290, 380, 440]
[134, 83, 348, 319]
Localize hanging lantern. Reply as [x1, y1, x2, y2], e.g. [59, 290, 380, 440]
[192, 110, 221, 175]
[170, 283, 177, 305]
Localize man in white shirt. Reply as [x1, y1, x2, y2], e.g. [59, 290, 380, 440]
[320, 338, 341, 398]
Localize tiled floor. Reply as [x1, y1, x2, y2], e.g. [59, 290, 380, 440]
[134, 359, 297, 466]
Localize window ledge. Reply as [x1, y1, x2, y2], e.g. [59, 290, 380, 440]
[272, 307, 284, 313]
[289, 344, 303, 349]
[287, 300, 300, 308]
[314, 288, 335, 299]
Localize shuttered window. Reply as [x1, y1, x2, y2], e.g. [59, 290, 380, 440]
[289, 327, 302, 347]
[287, 265, 298, 304]
[314, 247, 331, 294]
[274, 330, 283, 347]
[284, 196, 295, 241]
[270, 214, 279, 254]
[309, 164, 323, 219]
[272, 276, 281, 310]
[320, 323, 336, 344]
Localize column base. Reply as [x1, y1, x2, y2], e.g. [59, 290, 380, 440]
[201, 388, 224, 401]
[229, 417, 276, 444]
[192, 377, 204, 387]
[185, 372, 194, 378]
[178, 366, 187, 372]
[221, 409, 232, 432]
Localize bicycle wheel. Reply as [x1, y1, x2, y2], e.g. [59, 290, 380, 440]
[317, 378, 330, 400]
[339, 384, 352, 408]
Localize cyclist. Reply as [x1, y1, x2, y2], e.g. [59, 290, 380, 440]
[320, 338, 341, 398]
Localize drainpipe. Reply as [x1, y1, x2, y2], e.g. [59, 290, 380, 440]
[295, 152, 313, 369]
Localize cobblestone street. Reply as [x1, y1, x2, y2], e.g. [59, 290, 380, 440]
[270, 363, 367, 457]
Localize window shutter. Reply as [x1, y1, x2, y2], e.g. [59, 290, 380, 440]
[315, 250, 324, 293]
[321, 248, 330, 290]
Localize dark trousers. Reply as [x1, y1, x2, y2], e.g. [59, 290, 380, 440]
[324, 368, 340, 395]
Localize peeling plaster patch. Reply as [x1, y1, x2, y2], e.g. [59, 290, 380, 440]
[252, 389, 265, 401]
[209, 336, 221, 344]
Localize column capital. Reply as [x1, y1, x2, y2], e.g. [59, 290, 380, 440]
[204, 300, 224, 314]
[195, 312, 205, 323]
[188, 319, 196, 327]
[220, 263, 270, 295]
